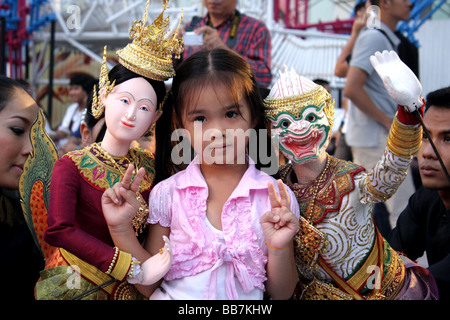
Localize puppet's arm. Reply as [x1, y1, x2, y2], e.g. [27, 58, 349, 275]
[362, 51, 423, 203]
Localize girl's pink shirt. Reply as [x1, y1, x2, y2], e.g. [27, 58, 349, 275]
[148, 156, 299, 298]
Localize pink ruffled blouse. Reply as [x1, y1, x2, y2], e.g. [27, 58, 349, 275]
[148, 157, 299, 299]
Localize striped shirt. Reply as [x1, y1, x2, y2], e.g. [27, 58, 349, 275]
[183, 10, 272, 89]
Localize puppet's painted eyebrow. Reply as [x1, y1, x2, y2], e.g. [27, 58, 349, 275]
[118, 91, 155, 106]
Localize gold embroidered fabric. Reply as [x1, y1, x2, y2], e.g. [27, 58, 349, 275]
[294, 216, 328, 271]
[294, 234, 407, 300]
[279, 156, 364, 223]
[66, 145, 155, 192]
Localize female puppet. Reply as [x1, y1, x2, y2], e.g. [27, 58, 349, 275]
[36, 0, 183, 300]
[264, 51, 439, 300]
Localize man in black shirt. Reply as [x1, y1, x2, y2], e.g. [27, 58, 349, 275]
[388, 86, 450, 300]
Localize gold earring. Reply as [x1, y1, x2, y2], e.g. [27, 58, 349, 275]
[92, 46, 116, 119]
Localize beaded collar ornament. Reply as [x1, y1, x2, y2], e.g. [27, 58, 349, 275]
[264, 65, 335, 131]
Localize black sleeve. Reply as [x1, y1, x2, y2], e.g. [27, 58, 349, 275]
[387, 187, 428, 260]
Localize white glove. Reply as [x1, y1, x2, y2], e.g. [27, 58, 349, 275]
[370, 50, 423, 112]
[127, 235, 172, 285]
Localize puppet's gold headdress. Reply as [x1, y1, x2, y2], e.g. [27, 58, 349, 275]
[117, 0, 184, 81]
[264, 66, 335, 130]
[92, 0, 183, 118]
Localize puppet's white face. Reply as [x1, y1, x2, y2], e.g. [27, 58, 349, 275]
[103, 77, 158, 142]
[269, 104, 331, 164]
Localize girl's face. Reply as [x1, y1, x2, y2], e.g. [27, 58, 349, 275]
[102, 77, 159, 143]
[0, 88, 38, 189]
[181, 83, 255, 165]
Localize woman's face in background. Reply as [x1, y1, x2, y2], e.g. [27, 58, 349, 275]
[0, 88, 38, 189]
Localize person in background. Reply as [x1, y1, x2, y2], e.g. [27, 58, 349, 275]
[50, 74, 96, 153]
[388, 86, 450, 300]
[59, 80, 107, 154]
[180, 0, 272, 96]
[334, 0, 368, 78]
[333, 0, 368, 162]
[0, 75, 43, 300]
[344, 0, 416, 236]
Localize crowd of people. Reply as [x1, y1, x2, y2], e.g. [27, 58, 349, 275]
[1, 0, 448, 302]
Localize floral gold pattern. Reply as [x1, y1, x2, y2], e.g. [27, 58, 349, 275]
[280, 155, 364, 223]
[66, 144, 155, 192]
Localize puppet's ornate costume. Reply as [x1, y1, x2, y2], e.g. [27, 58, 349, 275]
[19, 0, 183, 300]
[36, 144, 154, 300]
[264, 65, 438, 300]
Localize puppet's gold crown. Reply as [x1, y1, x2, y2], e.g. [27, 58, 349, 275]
[116, 0, 184, 81]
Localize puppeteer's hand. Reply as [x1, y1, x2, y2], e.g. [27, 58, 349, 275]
[370, 50, 422, 112]
[195, 26, 227, 51]
[128, 236, 173, 285]
[261, 180, 299, 250]
[102, 164, 145, 232]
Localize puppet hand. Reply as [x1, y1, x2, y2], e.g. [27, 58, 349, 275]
[260, 180, 299, 250]
[102, 164, 144, 232]
[370, 50, 422, 112]
[128, 236, 172, 285]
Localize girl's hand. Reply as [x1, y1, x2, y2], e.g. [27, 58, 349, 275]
[101, 164, 145, 233]
[261, 180, 299, 250]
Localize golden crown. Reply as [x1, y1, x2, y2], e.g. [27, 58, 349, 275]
[264, 85, 335, 131]
[264, 67, 335, 131]
[116, 0, 184, 81]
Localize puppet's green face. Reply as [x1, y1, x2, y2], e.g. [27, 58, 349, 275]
[268, 104, 331, 164]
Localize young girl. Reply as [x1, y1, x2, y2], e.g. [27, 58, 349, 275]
[103, 48, 300, 300]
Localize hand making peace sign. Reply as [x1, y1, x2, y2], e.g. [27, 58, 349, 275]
[102, 164, 145, 233]
[260, 180, 299, 251]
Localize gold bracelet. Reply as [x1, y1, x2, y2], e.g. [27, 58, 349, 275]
[128, 258, 141, 279]
[106, 247, 119, 275]
[387, 139, 421, 157]
[266, 241, 289, 251]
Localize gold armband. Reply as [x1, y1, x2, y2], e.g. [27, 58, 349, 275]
[106, 247, 133, 281]
[387, 114, 422, 157]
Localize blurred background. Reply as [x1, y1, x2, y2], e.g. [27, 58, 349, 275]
[0, 0, 449, 128]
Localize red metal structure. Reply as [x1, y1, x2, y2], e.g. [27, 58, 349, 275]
[273, 0, 354, 34]
[0, 0, 30, 78]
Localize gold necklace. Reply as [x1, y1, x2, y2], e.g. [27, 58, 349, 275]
[307, 155, 331, 222]
[93, 142, 148, 235]
[94, 143, 137, 177]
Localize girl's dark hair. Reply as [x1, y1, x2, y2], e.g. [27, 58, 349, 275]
[0, 75, 32, 112]
[154, 48, 274, 184]
[86, 64, 167, 142]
